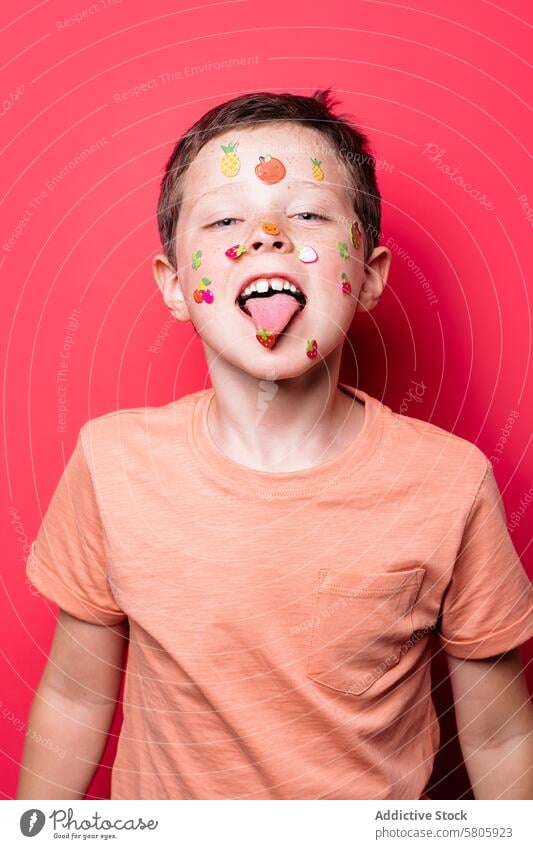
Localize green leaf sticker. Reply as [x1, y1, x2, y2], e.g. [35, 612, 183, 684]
[192, 250, 202, 270]
[337, 242, 349, 259]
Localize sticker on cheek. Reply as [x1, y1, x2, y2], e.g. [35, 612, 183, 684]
[305, 338, 318, 359]
[297, 245, 318, 263]
[262, 221, 280, 235]
[337, 241, 349, 259]
[220, 141, 240, 177]
[310, 158, 324, 181]
[255, 154, 286, 184]
[340, 272, 352, 295]
[192, 249, 202, 270]
[350, 221, 362, 250]
[225, 243, 247, 259]
[194, 277, 214, 303]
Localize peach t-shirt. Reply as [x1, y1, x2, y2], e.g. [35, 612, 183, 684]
[27, 384, 533, 800]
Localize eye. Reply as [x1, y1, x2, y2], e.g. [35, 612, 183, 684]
[294, 212, 329, 221]
[209, 217, 239, 228]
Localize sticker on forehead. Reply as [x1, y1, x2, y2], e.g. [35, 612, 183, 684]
[306, 338, 318, 359]
[192, 249, 202, 270]
[193, 277, 214, 303]
[262, 221, 280, 235]
[297, 245, 318, 263]
[337, 242, 349, 259]
[225, 243, 247, 259]
[220, 142, 240, 177]
[350, 220, 362, 250]
[310, 158, 324, 181]
[255, 154, 286, 184]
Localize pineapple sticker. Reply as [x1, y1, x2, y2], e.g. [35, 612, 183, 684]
[310, 157, 324, 181]
[220, 141, 241, 177]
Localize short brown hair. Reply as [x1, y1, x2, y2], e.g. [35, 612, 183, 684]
[156, 88, 382, 267]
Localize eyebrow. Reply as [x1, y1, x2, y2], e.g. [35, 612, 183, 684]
[192, 179, 340, 207]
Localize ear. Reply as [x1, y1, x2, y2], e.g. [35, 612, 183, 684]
[355, 245, 392, 313]
[152, 253, 191, 322]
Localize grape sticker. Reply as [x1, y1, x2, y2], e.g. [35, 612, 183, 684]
[255, 154, 286, 184]
[225, 243, 247, 259]
[350, 220, 362, 250]
[340, 272, 352, 295]
[297, 245, 318, 263]
[337, 242, 349, 259]
[193, 277, 214, 303]
[310, 158, 324, 181]
[220, 141, 241, 177]
[306, 338, 318, 359]
[192, 249, 202, 270]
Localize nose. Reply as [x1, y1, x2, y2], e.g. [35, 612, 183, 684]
[249, 220, 292, 254]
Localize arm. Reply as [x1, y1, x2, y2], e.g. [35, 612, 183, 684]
[17, 608, 129, 799]
[447, 647, 533, 799]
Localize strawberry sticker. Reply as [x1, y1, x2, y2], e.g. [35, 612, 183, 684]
[306, 338, 318, 359]
[256, 329, 276, 348]
[225, 243, 247, 259]
[341, 272, 352, 295]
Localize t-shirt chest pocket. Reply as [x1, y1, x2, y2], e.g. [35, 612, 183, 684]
[305, 567, 426, 695]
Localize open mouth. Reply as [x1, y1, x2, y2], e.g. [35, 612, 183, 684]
[237, 277, 307, 315]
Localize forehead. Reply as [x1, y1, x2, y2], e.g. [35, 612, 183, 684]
[180, 122, 351, 202]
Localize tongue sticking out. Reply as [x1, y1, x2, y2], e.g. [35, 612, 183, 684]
[245, 293, 302, 345]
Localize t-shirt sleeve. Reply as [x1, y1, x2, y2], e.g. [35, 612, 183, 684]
[437, 459, 533, 659]
[26, 426, 127, 626]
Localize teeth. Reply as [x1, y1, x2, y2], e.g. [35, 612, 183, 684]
[239, 277, 303, 300]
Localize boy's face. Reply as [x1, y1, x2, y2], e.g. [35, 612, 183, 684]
[153, 123, 390, 380]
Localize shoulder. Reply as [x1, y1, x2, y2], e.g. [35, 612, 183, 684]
[376, 392, 490, 503]
[78, 389, 208, 460]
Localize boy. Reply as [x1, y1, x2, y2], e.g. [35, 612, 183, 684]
[19, 89, 533, 801]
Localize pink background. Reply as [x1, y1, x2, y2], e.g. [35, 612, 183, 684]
[2, 0, 532, 800]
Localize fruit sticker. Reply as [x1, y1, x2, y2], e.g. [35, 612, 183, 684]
[310, 158, 324, 181]
[337, 242, 349, 259]
[193, 277, 214, 303]
[350, 220, 362, 250]
[306, 338, 318, 359]
[220, 142, 240, 177]
[340, 272, 352, 295]
[225, 243, 247, 259]
[192, 249, 202, 270]
[262, 221, 280, 235]
[255, 154, 286, 184]
[256, 328, 276, 348]
[297, 245, 318, 263]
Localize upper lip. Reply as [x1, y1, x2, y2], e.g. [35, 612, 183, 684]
[235, 271, 306, 302]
